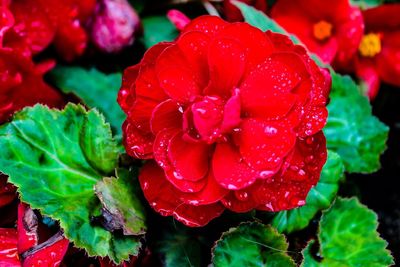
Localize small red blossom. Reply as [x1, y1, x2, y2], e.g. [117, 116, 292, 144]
[353, 4, 400, 99]
[223, 0, 267, 22]
[271, 0, 364, 65]
[118, 16, 330, 227]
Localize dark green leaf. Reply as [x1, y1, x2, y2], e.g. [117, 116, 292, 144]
[157, 227, 202, 267]
[302, 198, 394, 267]
[141, 16, 178, 48]
[324, 72, 389, 173]
[272, 151, 344, 233]
[95, 168, 146, 236]
[50, 67, 124, 138]
[0, 104, 143, 263]
[212, 222, 295, 267]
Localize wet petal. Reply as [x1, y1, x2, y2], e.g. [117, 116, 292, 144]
[173, 202, 225, 227]
[206, 38, 246, 97]
[150, 99, 183, 134]
[168, 132, 211, 181]
[238, 118, 296, 171]
[179, 171, 229, 205]
[221, 190, 258, 213]
[0, 228, 19, 266]
[212, 142, 259, 190]
[182, 15, 228, 37]
[123, 121, 154, 159]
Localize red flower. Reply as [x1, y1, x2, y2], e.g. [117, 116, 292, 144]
[0, 5, 64, 206]
[0, 203, 69, 267]
[118, 16, 330, 227]
[271, 0, 364, 65]
[3, 0, 96, 61]
[223, 0, 267, 22]
[353, 4, 400, 99]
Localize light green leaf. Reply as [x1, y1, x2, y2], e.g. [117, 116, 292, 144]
[324, 72, 389, 173]
[351, 0, 383, 9]
[141, 16, 178, 48]
[157, 227, 202, 267]
[302, 198, 394, 267]
[0, 104, 143, 263]
[50, 66, 124, 138]
[272, 151, 344, 233]
[212, 222, 295, 267]
[94, 168, 146, 236]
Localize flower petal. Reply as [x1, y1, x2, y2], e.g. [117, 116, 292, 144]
[179, 171, 229, 206]
[212, 142, 259, 190]
[150, 99, 183, 134]
[123, 121, 154, 159]
[238, 118, 296, 171]
[168, 132, 211, 182]
[206, 38, 246, 97]
[139, 162, 224, 227]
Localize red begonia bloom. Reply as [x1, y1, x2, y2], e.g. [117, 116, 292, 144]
[118, 16, 330, 227]
[271, 0, 364, 65]
[352, 4, 400, 99]
[0, 203, 69, 267]
[223, 0, 267, 22]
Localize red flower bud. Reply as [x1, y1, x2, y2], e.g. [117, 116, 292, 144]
[90, 0, 141, 53]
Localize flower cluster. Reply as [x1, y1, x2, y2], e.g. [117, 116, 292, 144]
[119, 16, 330, 226]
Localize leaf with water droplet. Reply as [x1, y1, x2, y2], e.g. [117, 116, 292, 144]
[0, 104, 144, 264]
[212, 222, 296, 267]
[324, 72, 388, 173]
[272, 151, 344, 233]
[302, 197, 394, 267]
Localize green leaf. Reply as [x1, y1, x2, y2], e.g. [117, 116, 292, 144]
[350, 0, 383, 9]
[141, 16, 178, 48]
[50, 66, 124, 138]
[272, 151, 344, 233]
[157, 227, 202, 267]
[324, 72, 389, 173]
[302, 198, 394, 267]
[0, 104, 143, 263]
[94, 168, 146, 236]
[212, 222, 295, 267]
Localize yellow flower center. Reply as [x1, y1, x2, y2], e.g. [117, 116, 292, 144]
[313, 20, 333, 41]
[358, 33, 382, 57]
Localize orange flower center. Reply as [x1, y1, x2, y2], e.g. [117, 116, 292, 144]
[313, 20, 333, 41]
[358, 33, 381, 57]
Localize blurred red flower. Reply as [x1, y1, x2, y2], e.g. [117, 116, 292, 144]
[2, 0, 95, 61]
[271, 0, 364, 65]
[223, 0, 267, 22]
[353, 4, 400, 99]
[0, 4, 64, 208]
[119, 16, 330, 227]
